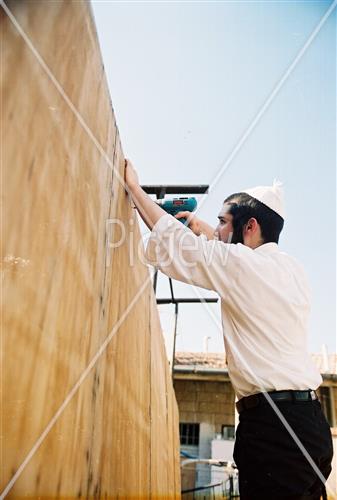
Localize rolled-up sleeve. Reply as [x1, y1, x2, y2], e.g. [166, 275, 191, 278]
[145, 214, 240, 295]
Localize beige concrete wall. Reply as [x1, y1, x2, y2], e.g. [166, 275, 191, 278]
[174, 378, 234, 490]
[2, 1, 180, 498]
[332, 386, 337, 425]
[174, 379, 235, 431]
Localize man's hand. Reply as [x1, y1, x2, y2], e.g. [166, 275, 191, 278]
[124, 159, 139, 191]
[174, 211, 202, 235]
[175, 211, 216, 240]
[123, 158, 166, 230]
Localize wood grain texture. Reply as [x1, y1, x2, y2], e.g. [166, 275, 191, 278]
[1, 1, 181, 498]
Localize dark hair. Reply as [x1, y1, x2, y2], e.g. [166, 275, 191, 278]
[223, 192, 284, 244]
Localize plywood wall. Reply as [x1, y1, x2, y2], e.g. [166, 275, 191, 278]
[1, 1, 181, 498]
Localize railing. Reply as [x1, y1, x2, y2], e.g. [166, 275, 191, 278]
[181, 477, 239, 499]
[181, 457, 239, 499]
[182, 480, 224, 499]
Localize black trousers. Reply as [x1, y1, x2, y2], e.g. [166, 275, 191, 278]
[233, 398, 333, 499]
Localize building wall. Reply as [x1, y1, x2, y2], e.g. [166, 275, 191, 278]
[332, 385, 337, 425]
[318, 381, 337, 428]
[174, 379, 235, 431]
[174, 378, 235, 487]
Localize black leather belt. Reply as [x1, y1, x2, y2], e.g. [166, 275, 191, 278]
[236, 389, 318, 414]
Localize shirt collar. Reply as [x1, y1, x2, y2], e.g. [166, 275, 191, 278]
[254, 242, 279, 255]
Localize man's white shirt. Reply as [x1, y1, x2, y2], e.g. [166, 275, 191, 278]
[145, 213, 322, 399]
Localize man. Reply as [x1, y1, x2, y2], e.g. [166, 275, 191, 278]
[124, 159, 333, 499]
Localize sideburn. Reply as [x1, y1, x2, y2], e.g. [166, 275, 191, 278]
[230, 225, 244, 244]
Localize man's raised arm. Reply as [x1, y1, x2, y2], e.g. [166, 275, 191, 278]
[124, 159, 216, 239]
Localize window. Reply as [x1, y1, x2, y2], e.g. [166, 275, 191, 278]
[319, 387, 334, 427]
[179, 423, 200, 445]
[221, 425, 235, 440]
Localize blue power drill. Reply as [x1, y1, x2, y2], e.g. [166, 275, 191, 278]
[157, 197, 197, 224]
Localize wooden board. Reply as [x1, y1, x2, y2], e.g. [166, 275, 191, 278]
[1, 1, 181, 498]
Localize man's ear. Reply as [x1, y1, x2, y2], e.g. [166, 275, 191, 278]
[244, 217, 258, 233]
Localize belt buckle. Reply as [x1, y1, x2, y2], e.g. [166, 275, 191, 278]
[310, 390, 316, 401]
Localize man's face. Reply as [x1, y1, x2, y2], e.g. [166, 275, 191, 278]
[215, 203, 234, 243]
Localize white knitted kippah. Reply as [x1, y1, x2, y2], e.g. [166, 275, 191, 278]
[242, 179, 285, 219]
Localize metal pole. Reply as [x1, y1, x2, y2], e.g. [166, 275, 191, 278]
[229, 476, 233, 499]
[172, 302, 178, 378]
[153, 269, 158, 294]
[169, 277, 174, 301]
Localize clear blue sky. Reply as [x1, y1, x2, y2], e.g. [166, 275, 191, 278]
[92, 1, 336, 354]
